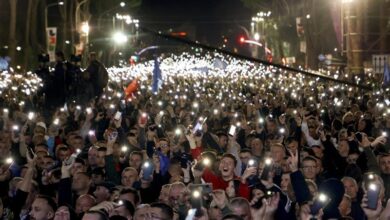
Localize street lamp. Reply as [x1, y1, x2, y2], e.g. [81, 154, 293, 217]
[112, 32, 128, 44]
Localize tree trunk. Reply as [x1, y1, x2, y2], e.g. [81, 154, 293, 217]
[24, 0, 33, 70]
[8, 0, 18, 68]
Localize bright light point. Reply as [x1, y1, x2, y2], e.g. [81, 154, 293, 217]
[319, 193, 327, 202]
[259, 118, 264, 124]
[369, 184, 377, 191]
[248, 159, 255, 166]
[213, 109, 219, 115]
[306, 14, 311, 19]
[110, 104, 115, 109]
[193, 190, 201, 198]
[175, 128, 182, 135]
[193, 102, 199, 108]
[159, 111, 164, 116]
[81, 22, 89, 35]
[143, 162, 150, 168]
[28, 112, 35, 120]
[203, 158, 210, 166]
[65, 40, 70, 44]
[120, 2, 125, 7]
[59, 1, 64, 5]
[53, 118, 59, 125]
[254, 33, 260, 41]
[5, 157, 13, 164]
[112, 32, 128, 44]
[12, 125, 19, 131]
[121, 146, 128, 152]
[157, 101, 163, 106]
[265, 158, 272, 165]
[16, 46, 21, 51]
[279, 128, 285, 134]
[382, 131, 388, 137]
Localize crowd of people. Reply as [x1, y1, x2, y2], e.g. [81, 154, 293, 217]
[0, 51, 389, 220]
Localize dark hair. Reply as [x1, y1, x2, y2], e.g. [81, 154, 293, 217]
[302, 156, 318, 164]
[150, 203, 174, 219]
[130, 151, 143, 159]
[120, 188, 140, 205]
[84, 210, 109, 220]
[97, 147, 107, 152]
[222, 214, 244, 220]
[222, 153, 238, 166]
[91, 167, 106, 177]
[239, 148, 252, 154]
[75, 157, 86, 166]
[36, 195, 57, 212]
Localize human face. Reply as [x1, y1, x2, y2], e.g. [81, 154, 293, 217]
[42, 157, 55, 170]
[121, 169, 138, 187]
[158, 140, 170, 155]
[96, 151, 105, 167]
[72, 173, 90, 193]
[75, 196, 95, 215]
[250, 138, 263, 157]
[71, 162, 86, 176]
[231, 204, 251, 220]
[88, 148, 98, 167]
[218, 135, 228, 149]
[54, 206, 70, 220]
[347, 153, 359, 164]
[239, 152, 252, 166]
[168, 184, 185, 209]
[29, 198, 54, 220]
[379, 155, 390, 175]
[338, 140, 349, 158]
[301, 160, 317, 180]
[93, 186, 110, 203]
[134, 205, 149, 220]
[281, 173, 291, 192]
[158, 186, 170, 204]
[129, 154, 142, 169]
[73, 138, 84, 150]
[57, 150, 70, 162]
[149, 207, 169, 220]
[219, 157, 235, 180]
[342, 178, 358, 200]
[270, 146, 285, 164]
[287, 140, 298, 153]
[82, 213, 102, 220]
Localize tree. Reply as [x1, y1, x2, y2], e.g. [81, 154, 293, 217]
[8, 0, 18, 68]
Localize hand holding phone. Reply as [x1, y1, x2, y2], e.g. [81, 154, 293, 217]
[228, 125, 237, 137]
[310, 193, 330, 216]
[114, 111, 122, 121]
[141, 161, 154, 181]
[367, 183, 380, 210]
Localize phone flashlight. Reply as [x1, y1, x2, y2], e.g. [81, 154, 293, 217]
[143, 161, 150, 168]
[86, 108, 92, 114]
[248, 159, 256, 167]
[12, 125, 19, 131]
[109, 104, 115, 109]
[76, 105, 81, 110]
[121, 146, 128, 152]
[213, 109, 219, 115]
[5, 157, 13, 164]
[368, 173, 375, 180]
[175, 128, 182, 136]
[264, 158, 272, 166]
[382, 131, 388, 137]
[259, 117, 264, 124]
[193, 102, 199, 108]
[60, 108, 65, 112]
[157, 101, 163, 106]
[88, 130, 95, 136]
[192, 190, 201, 199]
[293, 110, 297, 114]
[28, 112, 35, 120]
[203, 158, 211, 166]
[3, 109, 8, 114]
[279, 128, 286, 134]
[53, 118, 59, 125]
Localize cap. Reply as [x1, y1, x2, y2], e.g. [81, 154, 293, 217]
[36, 122, 47, 132]
[95, 181, 116, 192]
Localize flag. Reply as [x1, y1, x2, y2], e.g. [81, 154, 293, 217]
[383, 63, 390, 88]
[124, 78, 138, 100]
[152, 57, 162, 94]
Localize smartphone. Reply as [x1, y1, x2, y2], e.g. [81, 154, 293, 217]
[310, 193, 330, 216]
[228, 125, 237, 137]
[260, 158, 273, 181]
[180, 153, 192, 169]
[141, 161, 154, 181]
[188, 184, 213, 195]
[367, 183, 380, 210]
[248, 158, 258, 168]
[190, 190, 203, 217]
[114, 111, 122, 121]
[355, 132, 363, 142]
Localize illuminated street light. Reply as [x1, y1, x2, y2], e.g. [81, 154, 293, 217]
[81, 22, 90, 35]
[112, 32, 128, 44]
